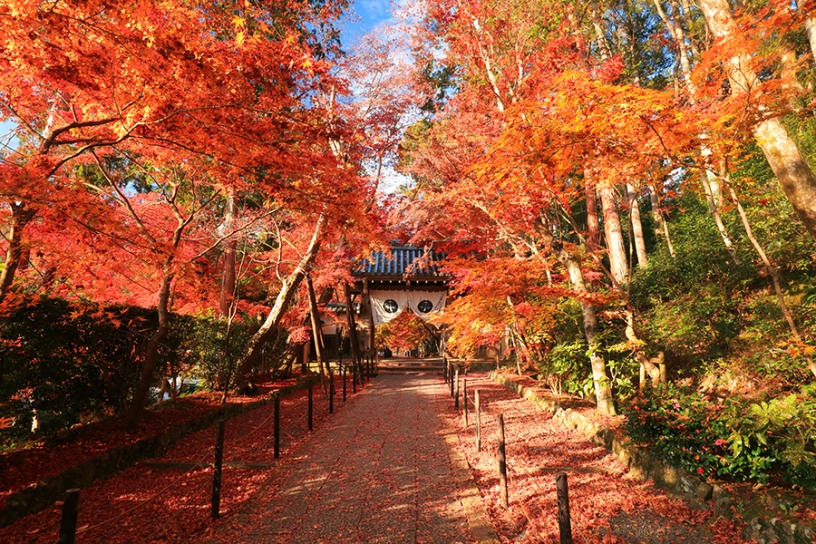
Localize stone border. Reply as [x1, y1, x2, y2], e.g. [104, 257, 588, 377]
[0, 375, 320, 529]
[489, 371, 815, 544]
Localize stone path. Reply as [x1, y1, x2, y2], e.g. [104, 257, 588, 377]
[212, 373, 494, 543]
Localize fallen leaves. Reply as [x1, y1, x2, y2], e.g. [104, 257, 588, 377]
[440, 373, 750, 543]
[0, 374, 353, 543]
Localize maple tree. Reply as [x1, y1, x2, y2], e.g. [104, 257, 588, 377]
[0, 0, 379, 427]
[695, 0, 816, 242]
[392, 0, 816, 421]
[2, 0, 816, 511]
[397, 0, 667, 415]
[83, 154, 226, 427]
[376, 311, 439, 356]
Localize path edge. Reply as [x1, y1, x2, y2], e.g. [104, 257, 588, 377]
[437, 382, 500, 544]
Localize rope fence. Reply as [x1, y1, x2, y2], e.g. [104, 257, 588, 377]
[61, 368, 357, 542]
[445, 372, 581, 544]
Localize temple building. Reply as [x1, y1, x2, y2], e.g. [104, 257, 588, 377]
[319, 244, 449, 360]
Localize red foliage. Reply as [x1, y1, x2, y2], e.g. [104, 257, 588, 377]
[440, 373, 750, 543]
[0, 373, 355, 543]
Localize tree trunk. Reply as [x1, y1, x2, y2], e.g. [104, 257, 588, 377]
[0, 203, 36, 303]
[805, 15, 816, 66]
[125, 268, 173, 428]
[219, 190, 237, 317]
[599, 184, 628, 286]
[232, 214, 326, 389]
[648, 186, 664, 235]
[701, 171, 740, 263]
[344, 283, 361, 367]
[626, 184, 648, 268]
[699, 0, 816, 242]
[535, 217, 616, 415]
[725, 181, 816, 378]
[39, 263, 57, 292]
[652, 0, 696, 92]
[590, 3, 614, 61]
[306, 273, 327, 392]
[661, 212, 676, 256]
[568, 260, 616, 415]
[585, 174, 601, 253]
[752, 119, 816, 241]
[507, 296, 535, 372]
[156, 377, 171, 405]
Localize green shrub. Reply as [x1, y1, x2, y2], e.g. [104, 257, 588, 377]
[0, 297, 282, 439]
[538, 340, 591, 396]
[0, 297, 161, 435]
[173, 315, 286, 390]
[630, 196, 748, 310]
[719, 387, 816, 488]
[625, 382, 729, 476]
[625, 383, 816, 489]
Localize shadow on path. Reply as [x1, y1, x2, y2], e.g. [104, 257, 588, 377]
[212, 374, 482, 544]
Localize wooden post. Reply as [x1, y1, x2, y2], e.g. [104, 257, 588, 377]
[344, 284, 361, 381]
[443, 356, 448, 383]
[450, 364, 455, 398]
[659, 361, 667, 384]
[274, 393, 280, 458]
[454, 368, 460, 410]
[306, 274, 326, 390]
[329, 365, 334, 414]
[463, 378, 468, 426]
[308, 384, 313, 431]
[364, 282, 376, 367]
[211, 420, 226, 518]
[342, 363, 347, 401]
[639, 363, 646, 389]
[58, 488, 80, 544]
[556, 472, 573, 544]
[475, 389, 482, 452]
[498, 414, 508, 509]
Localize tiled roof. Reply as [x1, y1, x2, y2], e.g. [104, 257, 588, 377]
[353, 245, 446, 278]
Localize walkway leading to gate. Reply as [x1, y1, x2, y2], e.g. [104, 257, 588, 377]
[211, 373, 496, 544]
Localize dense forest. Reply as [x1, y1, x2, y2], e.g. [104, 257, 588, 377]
[1, 0, 816, 493]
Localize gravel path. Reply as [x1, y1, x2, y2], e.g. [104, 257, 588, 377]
[213, 373, 489, 543]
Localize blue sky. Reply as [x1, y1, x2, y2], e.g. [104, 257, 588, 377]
[342, 0, 395, 44]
